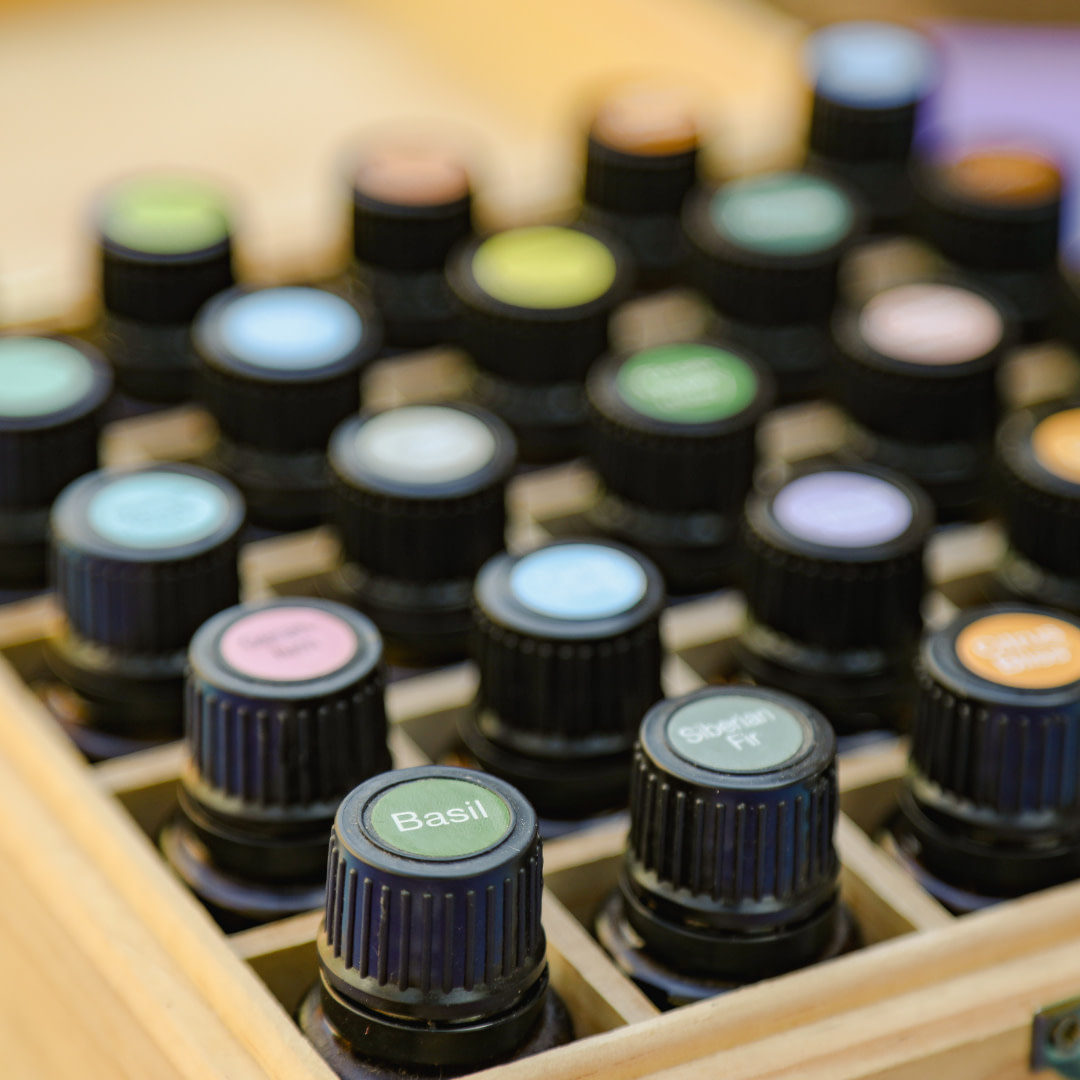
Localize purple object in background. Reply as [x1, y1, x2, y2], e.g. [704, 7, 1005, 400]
[918, 22, 1080, 255]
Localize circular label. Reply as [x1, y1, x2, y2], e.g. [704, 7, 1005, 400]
[592, 85, 698, 156]
[666, 694, 809, 773]
[615, 344, 758, 423]
[0, 338, 97, 417]
[219, 606, 359, 682]
[352, 407, 497, 485]
[772, 471, 914, 548]
[944, 151, 1061, 207]
[368, 777, 512, 859]
[1032, 409, 1080, 484]
[354, 145, 470, 206]
[88, 472, 231, 549]
[858, 284, 1004, 366]
[955, 612, 1080, 689]
[709, 173, 854, 256]
[100, 175, 229, 255]
[216, 288, 363, 371]
[471, 227, 617, 309]
[510, 544, 648, 621]
[806, 22, 936, 108]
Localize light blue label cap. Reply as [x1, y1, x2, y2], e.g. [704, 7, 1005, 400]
[0, 338, 97, 418]
[88, 472, 231, 549]
[510, 544, 648, 620]
[217, 288, 363, 371]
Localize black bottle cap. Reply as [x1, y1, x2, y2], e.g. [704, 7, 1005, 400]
[901, 603, 1080, 897]
[834, 280, 1009, 445]
[683, 171, 860, 325]
[584, 84, 699, 216]
[463, 539, 665, 819]
[315, 765, 547, 1067]
[805, 22, 937, 164]
[913, 148, 1063, 272]
[1061, 257, 1080, 350]
[585, 340, 774, 592]
[620, 686, 839, 978]
[193, 285, 380, 453]
[351, 143, 473, 273]
[97, 173, 235, 324]
[170, 599, 388, 883]
[997, 404, 1080, 612]
[0, 335, 112, 512]
[51, 463, 244, 654]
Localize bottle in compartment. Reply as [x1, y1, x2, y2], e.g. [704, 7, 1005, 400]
[580, 83, 700, 290]
[595, 685, 856, 1009]
[682, 170, 860, 401]
[833, 279, 1012, 520]
[446, 224, 632, 462]
[460, 538, 665, 835]
[584, 338, 774, 594]
[731, 463, 933, 741]
[193, 284, 380, 531]
[325, 403, 516, 666]
[995, 403, 1080, 615]
[883, 603, 1080, 913]
[348, 141, 473, 349]
[94, 172, 234, 404]
[0, 336, 112, 590]
[43, 463, 244, 759]
[912, 148, 1065, 341]
[160, 597, 388, 930]
[299, 765, 573, 1079]
[803, 21, 938, 231]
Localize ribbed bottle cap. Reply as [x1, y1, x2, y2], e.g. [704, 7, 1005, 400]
[914, 148, 1064, 271]
[621, 686, 839, 977]
[901, 604, 1080, 896]
[315, 765, 547, 1066]
[97, 173, 234, 324]
[0, 336, 112, 511]
[464, 540, 664, 818]
[51, 464, 244, 653]
[683, 171, 859, 325]
[193, 285, 380, 453]
[173, 598, 388, 882]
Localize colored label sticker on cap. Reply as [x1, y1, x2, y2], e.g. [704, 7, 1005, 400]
[354, 145, 470, 207]
[510, 543, 648, 620]
[216, 288, 363, 371]
[0, 338, 97, 418]
[772, 471, 914, 548]
[666, 693, 809, 773]
[100, 175, 230, 255]
[955, 612, 1080, 689]
[219, 606, 359, 682]
[944, 151, 1061, 208]
[709, 173, 854, 256]
[88, 472, 231, 549]
[368, 777, 512, 859]
[1032, 409, 1080, 484]
[471, 226, 617, 309]
[592, 85, 698, 156]
[805, 21, 937, 108]
[858, 284, 1003, 366]
[352, 406, 497, 485]
[615, 344, 758, 423]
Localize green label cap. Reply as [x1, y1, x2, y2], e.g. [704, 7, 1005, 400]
[0, 338, 97, 418]
[709, 173, 854, 256]
[665, 694, 809, 773]
[100, 175, 230, 255]
[368, 777, 512, 859]
[615, 343, 758, 423]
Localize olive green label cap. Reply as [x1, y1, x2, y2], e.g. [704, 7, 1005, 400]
[368, 777, 512, 859]
[665, 694, 809, 773]
[615, 343, 758, 423]
[709, 173, 854, 256]
[101, 175, 230, 255]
